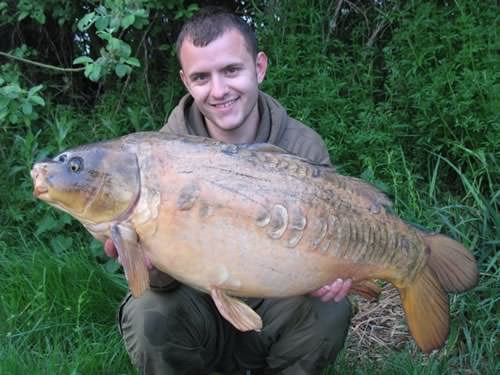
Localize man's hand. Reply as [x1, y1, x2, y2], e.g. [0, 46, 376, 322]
[310, 279, 352, 302]
[104, 238, 118, 258]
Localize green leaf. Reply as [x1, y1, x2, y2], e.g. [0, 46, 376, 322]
[115, 63, 130, 78]
[0, 96, 8, 109]
[125, 57, 141, 67]
[89, 239, 104, 257]
[110, 16, 121, 31]
[28, 84, 43, 96]
[8, 112, 18, 124]
[18, 11, 29, 21]
[121, 14, 135, 29]
[84, 64, 93, 78]
[96, 30, 112, 42]
[36, 214, 59, 236]
[34, 10, 46, 24]
[2, 84, 22, 99]
[21, 101, 32, 115]
[95, 15, 109, 31]
[73, 56, 93, 65]
[77, 12, 96, 31]
[88, 65, 102, 82]
[108, 37, 121, 52]
[104, 259, 121, 273]
[29, 95, 45, 106]
[119, 42, 131, 58]
[95, 5, 107, 16]
[50, 235, 73, 254]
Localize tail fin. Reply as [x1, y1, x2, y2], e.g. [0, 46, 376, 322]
[400, 267, 449, 353]
[423, 233, 478, 292]
[400, 233, 477, 353]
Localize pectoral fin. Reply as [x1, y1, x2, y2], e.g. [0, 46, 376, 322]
[111, 224, 150, 298]
[210, 288, 262, 332]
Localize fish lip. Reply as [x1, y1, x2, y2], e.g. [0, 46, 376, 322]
[31, 165, 50, 198]
[33, 185, 49, 197]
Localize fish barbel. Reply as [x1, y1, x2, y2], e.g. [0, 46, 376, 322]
[31, 131, 477, 353]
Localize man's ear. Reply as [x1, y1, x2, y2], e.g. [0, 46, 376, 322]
[179, 69, 190, 92]
[256, 52, 268, 84]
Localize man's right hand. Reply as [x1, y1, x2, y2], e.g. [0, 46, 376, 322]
[104, 238, 118, 258]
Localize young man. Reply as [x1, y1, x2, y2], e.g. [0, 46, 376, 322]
[105, 7, 352, 375]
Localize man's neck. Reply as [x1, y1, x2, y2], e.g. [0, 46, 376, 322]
[204, 107, 260, 144]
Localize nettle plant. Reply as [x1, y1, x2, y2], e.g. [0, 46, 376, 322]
[0, 48, 45, 126]
[73, 2, 148, 81]
[73, 0, 198, 81]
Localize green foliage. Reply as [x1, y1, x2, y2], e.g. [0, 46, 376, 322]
[0, 236, 132, 373]
[73, 1, 149, 81]
[0, 0, 78, 25]
[0, 48, 45, 127]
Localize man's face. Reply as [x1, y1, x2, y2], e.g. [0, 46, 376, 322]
[179, 29, 267, 142]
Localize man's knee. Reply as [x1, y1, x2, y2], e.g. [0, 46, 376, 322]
[312, 297, 352, 336]
[310, 297, 352, 364]
[118, 287, 223, 372]
[119, 290, 180, 367]
[119, 286, 234, 374]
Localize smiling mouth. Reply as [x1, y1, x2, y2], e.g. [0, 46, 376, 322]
[211, 97, 239, 108]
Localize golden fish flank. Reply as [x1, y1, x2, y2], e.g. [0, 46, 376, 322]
[31, 131, 478, 354]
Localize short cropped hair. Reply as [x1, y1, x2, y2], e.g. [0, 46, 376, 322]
[175, 6, 258, 60]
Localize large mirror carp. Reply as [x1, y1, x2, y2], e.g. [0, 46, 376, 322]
[31, 131, 477, 353]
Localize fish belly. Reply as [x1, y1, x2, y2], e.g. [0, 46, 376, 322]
[136, 196, 389, 298]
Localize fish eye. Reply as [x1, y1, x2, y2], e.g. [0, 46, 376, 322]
[68, 157, 83, 173]
[57, 154, 67, 163]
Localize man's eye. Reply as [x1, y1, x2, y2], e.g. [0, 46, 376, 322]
[192, 74, 207, 82]
[225, 67, 239, 75]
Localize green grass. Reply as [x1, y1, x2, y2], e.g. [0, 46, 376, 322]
[0, 232, 134, 374]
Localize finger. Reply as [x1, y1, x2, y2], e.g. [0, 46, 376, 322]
[334, 278, 352, 302]
[144, 254, 153, 270]
[310, 285, 329, 297]
[321, 279, 343, 302]
[104, 238, 118, 258]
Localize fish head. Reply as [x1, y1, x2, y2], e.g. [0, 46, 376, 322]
[31, 144, 140, 224]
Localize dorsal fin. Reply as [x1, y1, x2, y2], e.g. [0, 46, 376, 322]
[244, 143, 289, 154]
[326, 174, 393, 213]
[243, 143, 332, 168]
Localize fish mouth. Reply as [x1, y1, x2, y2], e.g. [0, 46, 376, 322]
[31, 165, 50, 199]
[33, 185, 49, 197]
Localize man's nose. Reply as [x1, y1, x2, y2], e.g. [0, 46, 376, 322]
[210, 75, 228, 99]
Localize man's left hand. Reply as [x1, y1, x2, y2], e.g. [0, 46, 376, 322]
[310, 279, 352, 302]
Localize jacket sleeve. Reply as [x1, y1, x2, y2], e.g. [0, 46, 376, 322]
[277, 118, 332, 166]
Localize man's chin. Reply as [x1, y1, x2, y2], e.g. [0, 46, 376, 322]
[207, 115, 243, 132]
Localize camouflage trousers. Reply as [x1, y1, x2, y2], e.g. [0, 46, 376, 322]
[118, 285, 351, 375]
